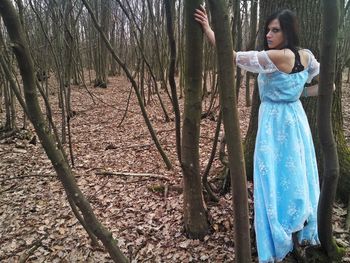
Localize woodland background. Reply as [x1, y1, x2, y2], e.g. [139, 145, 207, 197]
[0, 0, 350, 262]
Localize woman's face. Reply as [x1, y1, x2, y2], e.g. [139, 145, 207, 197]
[266, 19, 285, 49]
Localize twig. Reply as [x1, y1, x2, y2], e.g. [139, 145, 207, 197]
[96, 171, 170, 181]
[105, 143, 153, 151]
[0, 184, 17, 194]
[164, 184, 169, 198]
[0, 129, 17, 140]
[202, 111, 222, 202]
[18, 234, 48, 263]
[0, 174, 56, 183]
[123, 143, 153, 149]
[117, 86, 133, 128]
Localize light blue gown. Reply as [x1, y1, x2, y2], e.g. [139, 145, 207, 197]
[236, 50, 320, 262]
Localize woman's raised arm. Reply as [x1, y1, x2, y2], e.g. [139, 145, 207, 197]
[194, 5, 216, 47]
[194, 5, 237, 58]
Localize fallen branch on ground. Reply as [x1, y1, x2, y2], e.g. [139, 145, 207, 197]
[0, 184, 17, 194]
[0, 234, 48, 261]
[19, 235, 47, 263]
[147, 183, 182, 194]
[0, 129, 17, 140]
[105, 143, 153, 150]
[0, 174, 56, 183]
[96, 171, 170, 181]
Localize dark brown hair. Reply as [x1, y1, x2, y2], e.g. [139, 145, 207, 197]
[264, 9, 300, 51]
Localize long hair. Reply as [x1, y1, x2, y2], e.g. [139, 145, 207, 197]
[263, 9, 300, 50]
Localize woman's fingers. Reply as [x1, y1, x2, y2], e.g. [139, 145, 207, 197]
[194, 6, 209, 30]
[195, 9, 205, 17]
[194, 9, 207, 23]
[194, 14, 206, 21]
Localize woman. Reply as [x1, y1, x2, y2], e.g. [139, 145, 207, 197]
[195, 7, 321, 262]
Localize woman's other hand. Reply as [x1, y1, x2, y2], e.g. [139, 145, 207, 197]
[194, 5, 216, 46]
[194, 5, 210, 32]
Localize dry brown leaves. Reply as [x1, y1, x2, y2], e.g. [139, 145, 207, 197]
[0, 74, 349, 262]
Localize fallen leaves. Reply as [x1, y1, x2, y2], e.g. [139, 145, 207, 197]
[0, 75, 349, 262]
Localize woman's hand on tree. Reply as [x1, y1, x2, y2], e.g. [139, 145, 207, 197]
[194, 5, 210, 32]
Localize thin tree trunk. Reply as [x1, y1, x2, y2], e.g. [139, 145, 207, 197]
[115, 0, 171, 122]
[181, 0, 210, 239]
[245, 0, 258, 107]
[232, 0, 242, 101]
[244, 82, 259, 181]
[82, 0, 172, 170]
[3, 80, 11, 130]
[202, 111, 221, 202]
[0, 54, 29, 118]
[145, 0, 171, 101]
[0, 73, 3, 115]
[317, 0, 345, 260]
[164, 0, 181, 163]
[0, 1, 128, 262]
[208, 0, 252, 261]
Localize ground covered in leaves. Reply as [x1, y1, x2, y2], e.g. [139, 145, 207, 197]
[1, 73, 349, 262]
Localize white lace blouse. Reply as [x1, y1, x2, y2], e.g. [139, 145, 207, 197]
[235, 49, 320, 83]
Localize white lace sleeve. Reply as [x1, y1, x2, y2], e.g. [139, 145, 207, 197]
[236, 51, 277, 74]
[304, 49, 320, 83]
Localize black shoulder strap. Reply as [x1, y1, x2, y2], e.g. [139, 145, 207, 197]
[290, 48, 305, 74]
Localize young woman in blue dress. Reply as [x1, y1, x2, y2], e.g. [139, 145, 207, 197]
[195, 6, 327, 262]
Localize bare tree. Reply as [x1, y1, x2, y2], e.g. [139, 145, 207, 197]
[0, 1, 128, 262]
[317, 0, 345, 260]
[181, 0, 210, 239]
[81, 0, 172, 170]
[208, 0, 252, 261]
[164, 0, 182, 162]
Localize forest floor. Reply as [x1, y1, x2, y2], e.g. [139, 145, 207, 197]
[0, 73, 349, 263]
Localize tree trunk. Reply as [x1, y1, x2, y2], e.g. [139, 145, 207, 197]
[146, 0, 169, 98]
[82, 0, 172, 170]
[334, 69, 350, 204]
[164, 0, 181, 162]
[333, 0, 350, 205]
[208, 0, 252, 261]
[292, 0, 350, 212]
[3, 80, 12, 131]
[181, 0, 209, 239]
[317, 0, 345, 260]
[0, 72, 3, 115]
[244, 0, 322, 180]
[0, 1, 128, 262]
[244, 0, 258, 107]
[244, 82, 259, 181]
[93, 0, 109, 88]
[243, 1, 350, 260]
[232, 0, 242, 101]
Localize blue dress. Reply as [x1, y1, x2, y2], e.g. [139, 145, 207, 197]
[236, 50, 320, 262]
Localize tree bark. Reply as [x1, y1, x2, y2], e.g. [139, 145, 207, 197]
[244, 0, 258, 107]
[333, 0, 350, 205]
[232, 0, 242, 101]
[181, 0, 209, 239]
[317, 0, 345, 260]
[164, 0, 182, 163]
[208, 0, 252, 261]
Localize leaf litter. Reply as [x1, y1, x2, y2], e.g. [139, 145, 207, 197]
[0, 74, 349, 262]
